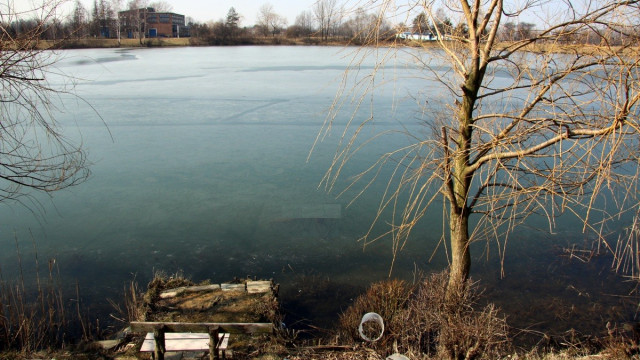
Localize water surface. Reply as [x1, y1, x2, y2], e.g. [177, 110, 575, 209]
[0, 46, 636, 339]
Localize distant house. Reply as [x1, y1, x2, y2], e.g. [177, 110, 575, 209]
[396, 32, 438, 41]
[119, 7, 189, 38]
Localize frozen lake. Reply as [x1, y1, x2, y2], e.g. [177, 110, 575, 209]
[0, 46, 636, 337]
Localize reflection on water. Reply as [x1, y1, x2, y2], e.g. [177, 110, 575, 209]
[0, 47, 637, 342]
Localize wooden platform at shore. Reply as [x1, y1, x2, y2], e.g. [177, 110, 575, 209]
[129, 278, 279, 359]
[145, 278, 278, 324]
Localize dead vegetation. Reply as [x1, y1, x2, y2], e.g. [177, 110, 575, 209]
[3, 269, 640, 359]
[119, 272, 286, 359]
[0, 245, 104, 354]
[134, 271, 279, 325]
[286, 272, 640, 360]
[118, 271, 639, 359]
[333, 271, 509, 360]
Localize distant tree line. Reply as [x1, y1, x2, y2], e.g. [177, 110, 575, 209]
[404, 10, 639, 45]
[4, 0, 172, 41]
[3, 0, 395, 45]
[4, 0, 637, 46]
[189, 1, 395, 45]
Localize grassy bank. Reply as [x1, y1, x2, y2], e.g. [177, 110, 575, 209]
[37, 37, 191, 49]
[36, 36, 338, 49]
[0, 250, 103, 357]
[36, 37, 638, 57]
[3, 270, 638, 359]
[35, 35, 448, 49]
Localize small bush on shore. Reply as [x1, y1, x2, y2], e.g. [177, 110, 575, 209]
[337, 271, 509, 359]
[338, 279, 414, 349]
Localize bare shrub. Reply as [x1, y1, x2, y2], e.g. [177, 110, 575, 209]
[600, 322, 640, 359]
[436, 303, 508, 360]
[338, 271, 509, 359]
[398, 271, 509, 359]
[338, 279, 414, 349]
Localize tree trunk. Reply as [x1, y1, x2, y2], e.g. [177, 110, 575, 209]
[447, 209, 471, 301]
[445, 70, 478, 301]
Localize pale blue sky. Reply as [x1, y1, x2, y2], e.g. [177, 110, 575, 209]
[80, 0, 319, 25]
[13, 0, 390, 27]
[14, 0, 569, 29]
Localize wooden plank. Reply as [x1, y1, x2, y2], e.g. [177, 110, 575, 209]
[246, 281, 272, 294]
[131, 321, 273, 334]
[219, 333, 230, 351]
[159, 284, 222, 299]
[220, 283, 245, 291]
[140, 332, 230, 352]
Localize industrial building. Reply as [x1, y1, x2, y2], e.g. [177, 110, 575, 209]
[119, 7, 189, 38]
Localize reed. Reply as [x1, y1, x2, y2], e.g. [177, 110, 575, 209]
[108, 277, 145, 325]
[0, 238, 96, 353]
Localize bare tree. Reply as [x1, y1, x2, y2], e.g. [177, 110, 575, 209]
[256, 3, 287, 37]
[412, 12, 431, 34]
[293, 10, 315, 37]
[110, 0, 123, 45]
[125, 0, 149, 43]
[500, 21, 516, 41]
[516, 22, 535, 40]
[343, 8, 390, 44]
[149, 1, 172, 12]
[91, 0, 114, 37]
[317, 0, 640, 299]
[313, 0, 338, 41]
[0, 0, 90, 205]
[71, 0, 89, 38]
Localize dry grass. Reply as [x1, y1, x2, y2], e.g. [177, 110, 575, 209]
[0, 266, 68, 352]
[0, 243, 102, 353]
[289, 271, 640, 360]
[107, 277, 145, 325]
[108, 270, 196, 327]
[34, 37, 192, 49]
[338, 279, 414, 349]
[35, 36, 329, 49]
[3, 267, 637, 359]
[331, 271, 510, 360]
[287, 346, 384, 359]
[597, 323, 640, 359]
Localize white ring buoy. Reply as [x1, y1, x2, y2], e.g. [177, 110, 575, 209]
[358, 312, 384, 342]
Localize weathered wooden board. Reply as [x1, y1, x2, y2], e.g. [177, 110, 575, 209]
[159, 284, 222, 299]
[159, 280, 272, 298]
[131, 321, 273, 334]
[220, 283, 245, 291]
[133, 278, 277, 359]
[140, 332, 229, 352]
[246, 281, 271, 294]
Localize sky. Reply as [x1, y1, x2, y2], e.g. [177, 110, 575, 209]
[79, 0, 320, 26]
[12, 0, 564, 29]
[11, 0, 405, 28]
